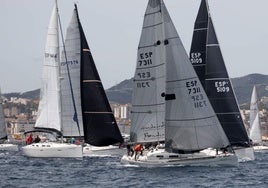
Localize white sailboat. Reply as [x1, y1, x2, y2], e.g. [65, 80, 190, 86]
[21, 1, 82, 158]
[0, 89, 18, 152]
[249, 85, 268, 151]
[189, 0, 254, 161]
[121, 0, 237, 167]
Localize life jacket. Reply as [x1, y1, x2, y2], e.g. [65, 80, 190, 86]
[27, 136, 33, 144]
[134, 144, 143, 151]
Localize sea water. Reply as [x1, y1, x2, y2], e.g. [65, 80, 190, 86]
[0, 150, 267, 187]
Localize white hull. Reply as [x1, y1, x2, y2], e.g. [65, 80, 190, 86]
[21, 142, 82, 158]
[83, 144, 124, 157]
[121, 149, 238, 167]
[233, 147, 255, 162]
[253, 145, 268, 151]
[0, 144, 19, 152]
[201, 147, 255, 162]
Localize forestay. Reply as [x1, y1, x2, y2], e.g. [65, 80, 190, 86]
[130, 0, 165, 143]
[161, 0, 229, 152]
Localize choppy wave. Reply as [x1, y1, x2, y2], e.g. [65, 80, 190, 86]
[0, 150, 267, 187]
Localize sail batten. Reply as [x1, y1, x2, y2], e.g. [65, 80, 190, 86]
[83, 80, 101, 83]
[167, 115, 218, 122]
[167, 77, 198, 83]
[84, 112, 113, 114]
[143, 22, 163, 29]
[133, 103, 165, 107]
[136, 63, 165, 69]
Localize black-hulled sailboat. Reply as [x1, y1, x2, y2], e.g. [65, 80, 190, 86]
[61, 4, 124, 156]
[189, 0, 254, 161]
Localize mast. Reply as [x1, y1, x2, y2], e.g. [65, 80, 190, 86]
[55, 0, 62, 135]
[74, 4, 123, 146]
[189, 0, 250, 147]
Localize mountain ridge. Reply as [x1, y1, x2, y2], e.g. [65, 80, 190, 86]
[3, 74, 268, 105]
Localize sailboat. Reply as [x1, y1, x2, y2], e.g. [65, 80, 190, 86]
[249, 85, 268, 151]
[0, 89, 18, 151]
[60, 4, 124, 157]
[189, 0, 254, 161]
[21, 1, 82, 158]
[121, 0, 237, 167]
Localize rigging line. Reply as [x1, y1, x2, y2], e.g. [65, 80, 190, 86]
[58, 7, 81, 137]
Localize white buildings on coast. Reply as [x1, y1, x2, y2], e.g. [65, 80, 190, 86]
[2, 95, 132, 140]
[2, 94, 268, 140]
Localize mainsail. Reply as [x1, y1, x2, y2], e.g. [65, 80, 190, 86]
[34, 3, 61, 133]
[189, 0, 250, 147]
[249, 86, 262, 143]
[158, 0, 229, 152]
[130, 0, 166, 143]
[73, 4, 123, 146]
[0, 89, 7, 140]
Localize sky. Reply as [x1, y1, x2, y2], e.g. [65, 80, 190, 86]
[0, 0, 267, 93]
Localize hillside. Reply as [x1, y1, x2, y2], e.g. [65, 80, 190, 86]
[3, 74, 268, 105]
[107, 73, 268, 104]
[3, 89, 40, 100]
[231, 74, 268, 104]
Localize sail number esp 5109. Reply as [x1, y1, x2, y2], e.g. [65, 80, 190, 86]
[215, 81, 230, 93]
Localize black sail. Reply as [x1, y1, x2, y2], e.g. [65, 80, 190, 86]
[74, 5, 123, 146]
[189, 0, 250, 147]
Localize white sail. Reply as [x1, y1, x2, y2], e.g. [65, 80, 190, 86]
[250, 113, 262, 143]
[35, 4, 61, 132]
[130, 0, 165, 143]
[250, 86, 258, 127]
[60, 9, 83, 137]
[249, 86, 262, 143]
[161, 0, 229, 151]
